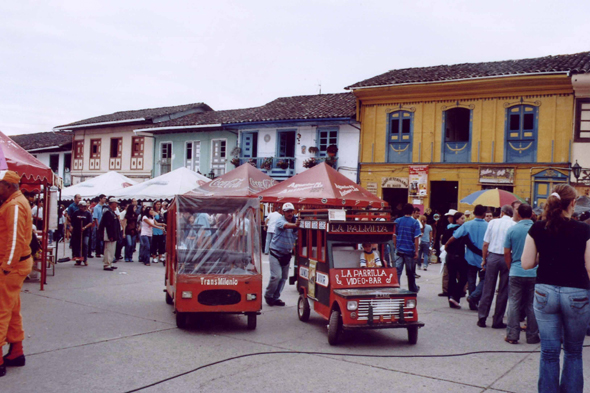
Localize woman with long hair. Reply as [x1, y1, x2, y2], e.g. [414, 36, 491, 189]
[418, 215, 433, 271]
[522, 184, 590, 392]
[139, 206, 165, 266]
[123, 202, 139, 262]
[151, 200, 166, 263]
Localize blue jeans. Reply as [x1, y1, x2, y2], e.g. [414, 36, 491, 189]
[396, 254, 418, 293]
[264, 232, 274, 254]
[534, 284, 590, 393]
[467, 265, 485, 302]
[418, 242, 430, 268]
[264, 252, 290, 301]
[125, 234, 137, 261]
[139, 236, 151, 264]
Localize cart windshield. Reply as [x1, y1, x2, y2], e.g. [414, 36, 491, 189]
[329, 240, 395, 269]
[175, 195, 261, 275]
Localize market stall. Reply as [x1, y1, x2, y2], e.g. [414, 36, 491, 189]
[187, 163, 276, 197]
[114, 167, 210, 201]
[1, 131, 59, 290]
[61, 171, 137, 200]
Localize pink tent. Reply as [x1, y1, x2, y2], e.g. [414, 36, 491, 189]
[186, 163, 277, 197]
[257, 163, 386, 208]
[1, 131, 54, 185]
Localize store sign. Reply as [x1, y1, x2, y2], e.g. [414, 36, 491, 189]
[366, 182, 378, 195]
[409, 165, 428, 197]
[332, 268, 396, 287]
[479, 167, 515, 184]
[381, 177, 409, 189]
[329, 223, 393, 233]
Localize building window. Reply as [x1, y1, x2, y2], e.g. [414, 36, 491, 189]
[211, 139, 227, 177]
[89, 139, 101, 170]
[317, 127, 338, 156]
[386, 110, 413, 163]
[49, 154, 59, 173]
[442, 107, 472, 163]
[73, 140, 84, 171]
[109, 138, 122, 170]
[185, 141, 201, 172]
[575, 98, 590, 142]
[130, 136, 144, 170]
[160, 142, 172, 175]
[504, 105, 538, 163]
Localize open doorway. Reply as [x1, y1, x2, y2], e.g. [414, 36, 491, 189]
[430, 181, 458, 215]
[382, 188, 408, 217]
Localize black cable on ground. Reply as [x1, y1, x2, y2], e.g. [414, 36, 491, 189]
[125, 345, 590, 392]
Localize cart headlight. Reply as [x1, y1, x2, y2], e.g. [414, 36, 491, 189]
[181, 291, 193, 299]
[406, 299, 416, 309]
[347, 301, 358, 311]
[246, 294, 257, 301]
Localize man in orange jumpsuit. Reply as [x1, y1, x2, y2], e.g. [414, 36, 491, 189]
[0, 170, 33, 377]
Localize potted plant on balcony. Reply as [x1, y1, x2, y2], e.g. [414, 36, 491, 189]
[277, 159, 289, 170]
[308, 146, 319, 155]
[326, 144, 338, 157]
[230, 157, 240, 167]
[247, 158, 257, 168]
[261, 157, 273, 171]
[303, 157, 317, 168]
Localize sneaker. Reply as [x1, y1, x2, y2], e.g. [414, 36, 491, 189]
[423, 267, 427, 271]
[449, 299, 461, 309]
[265, 297, 275, 306]
[492, 323, 507, 329]
[103, 267, 114, 271]
[477, 318, 487, 328]
[415, 274, 421, 278]
[274, 299, 286, 306]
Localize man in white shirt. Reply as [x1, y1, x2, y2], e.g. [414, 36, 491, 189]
[264, 206, 282, 255]
[477, 205, 516, 328]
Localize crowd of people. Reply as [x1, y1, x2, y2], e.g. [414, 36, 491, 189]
[391, 186, 590, 393]
[62, 194, 169, 270]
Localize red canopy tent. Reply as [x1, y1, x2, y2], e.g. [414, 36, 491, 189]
[257, 162, 387, 208]
[186, 163, 277, 197]
[1, 131, 57, 290]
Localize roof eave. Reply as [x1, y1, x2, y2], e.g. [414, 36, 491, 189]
[347, 71, 571, 91]
[54, 117, 147, 131]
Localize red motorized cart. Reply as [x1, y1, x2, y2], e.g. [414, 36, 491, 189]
[164, 195, 262, 329]
[296, 209, 424, 345]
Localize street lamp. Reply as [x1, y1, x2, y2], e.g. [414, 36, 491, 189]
[208, 169, 215, 180]
[572, 160, 582, 182]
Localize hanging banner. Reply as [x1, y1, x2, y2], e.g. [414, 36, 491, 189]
[479, 167, 515, 184]
[381, 177, 409, 189]
[409, 165, 428, 197]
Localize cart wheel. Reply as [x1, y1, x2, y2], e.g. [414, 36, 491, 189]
[408, 326, 418, 345]
[176, 311, 188, 329]
[165, 291, 173, 305]
[247, 313, 257, 330]
[327, 309, 342, 345]
[297, 295, 310, 322]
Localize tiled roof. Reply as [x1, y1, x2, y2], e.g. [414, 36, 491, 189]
[347, 51, 590, 89]
[56, 102, 213, 128]
[10, 131, 72, 151]
[143, 93, 356, 129]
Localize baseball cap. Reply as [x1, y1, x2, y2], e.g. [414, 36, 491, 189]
[108, 197, 119, 204]
[0, 170, 21, 184]
[79, 200, 88, 206]
[282, 202, 295, 211]
[445, 209, 458, 216]
[465, 210, 472, 216]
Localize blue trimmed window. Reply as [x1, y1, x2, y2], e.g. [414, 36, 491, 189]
[442, 107, 472, 163]
[317, 127, 338, 156]
[504, 105, 538, 163]
[387, 111, 413, 163]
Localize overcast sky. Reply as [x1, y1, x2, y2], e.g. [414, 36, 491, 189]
[1, 0, 588, 136]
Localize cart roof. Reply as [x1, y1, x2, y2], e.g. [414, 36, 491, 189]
[1, 130, 54, 185]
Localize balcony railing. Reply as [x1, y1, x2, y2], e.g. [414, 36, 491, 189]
[234, 157, 295, 178]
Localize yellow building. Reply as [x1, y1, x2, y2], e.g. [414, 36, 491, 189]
[347, 52, 590, 214]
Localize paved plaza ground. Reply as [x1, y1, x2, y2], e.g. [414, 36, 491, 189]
[2, 253, 590, 392]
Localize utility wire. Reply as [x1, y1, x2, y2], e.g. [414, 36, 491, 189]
[124, 345, 590, 392]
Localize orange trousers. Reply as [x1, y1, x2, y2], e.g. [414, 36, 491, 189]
[0, 258, 32, 347]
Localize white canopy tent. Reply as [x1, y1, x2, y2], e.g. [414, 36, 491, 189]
[61, 171, 138, 200]
[113, 167, 211, 200]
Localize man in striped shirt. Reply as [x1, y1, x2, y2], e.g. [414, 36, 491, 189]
[0, 171, 33, 377]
